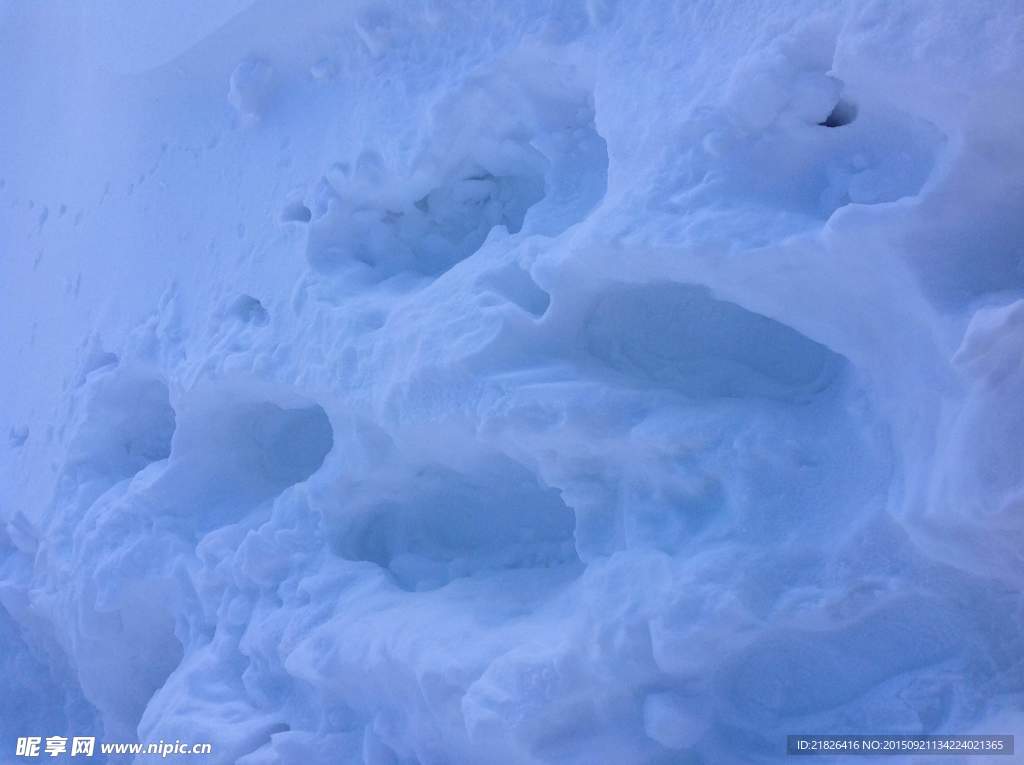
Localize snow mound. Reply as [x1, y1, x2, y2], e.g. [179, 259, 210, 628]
[2, 1, 1023, 763]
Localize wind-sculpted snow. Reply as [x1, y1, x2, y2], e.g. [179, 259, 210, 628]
[1, 1, 1023, 763]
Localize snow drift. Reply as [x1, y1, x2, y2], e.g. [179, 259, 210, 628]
[2, 0, 1023, 762]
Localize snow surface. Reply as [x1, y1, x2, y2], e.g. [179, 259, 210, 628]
[1, 1, 1023, 763]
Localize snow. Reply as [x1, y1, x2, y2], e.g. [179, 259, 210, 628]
[1, 1, 1023, 762]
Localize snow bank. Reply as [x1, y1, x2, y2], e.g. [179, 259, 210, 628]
[1, 1, 1023, 762]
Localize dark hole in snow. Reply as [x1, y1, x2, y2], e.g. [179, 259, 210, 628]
[281, 200, 312, 223]
[8, 426, 29, 448]
[820, 98, 858, 128]
[240, 403, 334, 492]
[163, 397, 334, 529]
[229, 294, 270, 326]
[67, 376, 177, 487]
[585, 283, 842, 401]
[334, 458, 580, 591]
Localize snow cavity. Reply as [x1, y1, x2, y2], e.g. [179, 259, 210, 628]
[303, 53, 608, 282]
[584, 283, 841, 400]
[332, 455, 578, 592]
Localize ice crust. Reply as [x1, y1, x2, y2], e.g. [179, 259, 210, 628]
[1, 1, 1023, 763]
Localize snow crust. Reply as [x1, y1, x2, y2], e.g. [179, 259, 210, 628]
[2, 1, 1023, 762]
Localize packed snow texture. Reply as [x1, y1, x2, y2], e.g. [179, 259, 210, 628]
[1, 1, 1023, 763]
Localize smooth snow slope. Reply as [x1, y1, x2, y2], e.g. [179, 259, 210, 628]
[1, 1, 1023, 763]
